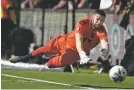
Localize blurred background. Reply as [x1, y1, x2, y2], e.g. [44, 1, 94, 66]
[1, 0, 134, 75]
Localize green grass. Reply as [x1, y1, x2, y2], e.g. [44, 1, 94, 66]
[1, 69, 134, 89]
[2, 76, 76, 89]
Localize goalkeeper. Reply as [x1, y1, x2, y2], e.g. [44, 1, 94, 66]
[10, 9, 109, 68]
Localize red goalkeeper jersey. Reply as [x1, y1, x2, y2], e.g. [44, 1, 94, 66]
[65, 18, 107, 53]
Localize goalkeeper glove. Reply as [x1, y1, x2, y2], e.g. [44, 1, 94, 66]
[79, 51, 92, 65]
[100, 48, 109, 60]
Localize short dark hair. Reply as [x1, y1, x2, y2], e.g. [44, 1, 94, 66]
[95, 9, 106, 17]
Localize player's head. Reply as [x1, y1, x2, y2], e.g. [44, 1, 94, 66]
[92, 9, 106, 29]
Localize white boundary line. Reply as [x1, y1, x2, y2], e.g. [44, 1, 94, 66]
[2, 74, 98, 90]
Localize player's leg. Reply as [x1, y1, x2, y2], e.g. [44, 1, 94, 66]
[10, 35, 61, 63]
[32, 36, 60, 56]
[46, 48, 80, 68]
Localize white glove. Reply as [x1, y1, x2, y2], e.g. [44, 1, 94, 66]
[79, 51, 92, 65]
[100, 48, 109, 59]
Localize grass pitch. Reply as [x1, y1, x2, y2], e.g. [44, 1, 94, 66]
[1, 69, 134, 89]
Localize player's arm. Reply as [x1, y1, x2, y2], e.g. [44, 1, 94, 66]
[100, 39, 109, 59]
[75, 33, 84, 53]
[75, 19, 88, 53]
[97, 30, 109, 59]
[75, 23, 91, 64]
[75, 32, 91, 64]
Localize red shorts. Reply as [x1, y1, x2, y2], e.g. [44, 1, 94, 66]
[32, 35, 79, 68]
[47, 48, 79, 68]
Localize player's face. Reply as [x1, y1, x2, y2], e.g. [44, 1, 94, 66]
[92, 14, 105, 29]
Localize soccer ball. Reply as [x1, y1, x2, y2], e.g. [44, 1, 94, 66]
[109, 65, 127, 82]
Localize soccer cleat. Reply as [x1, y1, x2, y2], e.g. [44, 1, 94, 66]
[9, 56, 24, 63]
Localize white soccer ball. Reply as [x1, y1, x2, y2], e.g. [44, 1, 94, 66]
[109, 65, 127, 82]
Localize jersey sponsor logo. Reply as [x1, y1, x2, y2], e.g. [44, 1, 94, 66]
[83, 37, 92, 43]
[90, 32, 94, 38]
[83, 32, 95, 43]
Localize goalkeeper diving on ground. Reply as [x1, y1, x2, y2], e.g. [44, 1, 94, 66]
[10, 9, 109, 69]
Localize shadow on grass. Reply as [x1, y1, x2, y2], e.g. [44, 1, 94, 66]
[78, 85, 134, 89]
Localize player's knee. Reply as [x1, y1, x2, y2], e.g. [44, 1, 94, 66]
[47, 58, 63, 68]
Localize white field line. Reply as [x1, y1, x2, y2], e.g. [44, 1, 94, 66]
[2, 74, 98, 90]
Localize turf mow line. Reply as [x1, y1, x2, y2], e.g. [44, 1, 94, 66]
[2, 74, 98, 90]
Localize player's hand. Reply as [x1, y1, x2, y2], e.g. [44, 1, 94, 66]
[79, 51, 92, 65]
[9, 56, 24, 63]
[100, 48, 109, 60]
